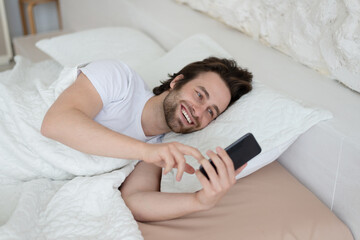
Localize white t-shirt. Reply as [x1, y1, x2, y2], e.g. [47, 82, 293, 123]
[78, 60, 162, 143]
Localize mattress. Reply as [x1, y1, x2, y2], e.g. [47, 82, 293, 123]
[138, 161, 353, 240]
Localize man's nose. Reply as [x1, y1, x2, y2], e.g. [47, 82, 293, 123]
[192, 103, 206, 117]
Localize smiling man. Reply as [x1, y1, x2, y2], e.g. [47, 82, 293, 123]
[41, 57, 253, 221]
[162, 72, 228, 133]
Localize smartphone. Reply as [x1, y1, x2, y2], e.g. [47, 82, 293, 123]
[199, 133, 262, 179]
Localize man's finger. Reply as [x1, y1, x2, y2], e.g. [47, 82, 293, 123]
[163, 155, 175, 175]
[216, 146, 235, 181]
[195, 170, 211, 189]
[234, 163, 247, 176]
[177, 143, 205, 162]
[174, 163, 195, 174]
[170, 145, 187, 181]
[200, 159, 221, 191]
[207, 150, 226, 179]
[184, 163, 195, 174]
[175, 158, 186, 181]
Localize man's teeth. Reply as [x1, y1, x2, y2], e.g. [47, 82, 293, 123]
[182, 109, 193, 124]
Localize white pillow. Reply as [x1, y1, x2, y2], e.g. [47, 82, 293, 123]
[138, 34, 333, 193]
[137, 34, 233, 90]
[36, 27, 166, 71]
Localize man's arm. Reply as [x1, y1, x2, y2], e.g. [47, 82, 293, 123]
[120, 161, 205, 221]
[120, 147, 246, 222]
[41, 73, 204, 179]
[41, 73, 146, 159]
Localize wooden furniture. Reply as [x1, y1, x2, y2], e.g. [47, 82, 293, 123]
[18, 0, 62, 35]
[0, 0, 12, 64]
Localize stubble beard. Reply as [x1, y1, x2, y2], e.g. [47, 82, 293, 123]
[163, 90, 198, 134]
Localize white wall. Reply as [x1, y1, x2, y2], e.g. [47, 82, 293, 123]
[4, 0, 60, 39]
[177, 0, 360, 94]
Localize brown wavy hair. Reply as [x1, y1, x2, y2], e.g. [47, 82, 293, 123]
[153, 57, 253, 106]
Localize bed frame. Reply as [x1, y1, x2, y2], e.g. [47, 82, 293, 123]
[13, 0, 360, 238]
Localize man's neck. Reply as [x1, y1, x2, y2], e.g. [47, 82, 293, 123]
[141, 91, 171, 136]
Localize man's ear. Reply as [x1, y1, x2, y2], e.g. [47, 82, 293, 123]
[170, 74, 184, 89]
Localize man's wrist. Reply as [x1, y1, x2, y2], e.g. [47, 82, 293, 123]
[136, 141, 148, 161]
[192, 192, 212, 212]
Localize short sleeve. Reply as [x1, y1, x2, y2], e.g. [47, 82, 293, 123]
[78, 60, 132, 106]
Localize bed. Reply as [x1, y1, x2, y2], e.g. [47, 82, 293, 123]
[2, 0, 359, 239]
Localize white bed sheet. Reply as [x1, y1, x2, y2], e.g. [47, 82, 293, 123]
[0, 57, 143, 240]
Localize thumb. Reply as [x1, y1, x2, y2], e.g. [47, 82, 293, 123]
[184, 163, 195, 174]
[235, 163, 247, 176]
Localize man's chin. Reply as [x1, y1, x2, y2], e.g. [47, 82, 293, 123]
[167, 119, 200, 134]
[176, 127, 200, 134]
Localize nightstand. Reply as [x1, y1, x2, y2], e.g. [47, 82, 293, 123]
[18, 0, 62, 35]
[0, 0, 12, 64]
[13, 30, 70, 62]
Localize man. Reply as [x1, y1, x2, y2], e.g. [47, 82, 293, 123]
[41, 57, 253, 221]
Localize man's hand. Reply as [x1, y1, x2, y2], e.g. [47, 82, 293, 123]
[121, 146, 246, 222]
[194, 147, 247, 210]
[141, 142, 205, 181]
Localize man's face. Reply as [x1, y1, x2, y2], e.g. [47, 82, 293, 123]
[163, 72, 231, 134]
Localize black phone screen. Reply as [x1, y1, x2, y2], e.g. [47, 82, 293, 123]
[199, 133, 261, 179]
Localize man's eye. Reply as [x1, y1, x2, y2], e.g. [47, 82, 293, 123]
[207, 108, 213, 117]
[196, 91, 202, 99]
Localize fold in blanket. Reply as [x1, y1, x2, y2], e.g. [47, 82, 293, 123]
[0, 57, 143, 240]
[0, 166, 143, 240]
[0, 57, 132, 182]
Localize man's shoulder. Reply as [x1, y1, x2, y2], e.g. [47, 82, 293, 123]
[80, 59, 134, 75]
[84, 59, 147, 86]
[100, 60, 153, 99]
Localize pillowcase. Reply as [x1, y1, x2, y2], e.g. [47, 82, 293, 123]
[138, 34, 333, 193]
[36, 27, 165, 71]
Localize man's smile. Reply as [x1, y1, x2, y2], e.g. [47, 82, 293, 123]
[181, 104, 194, 125]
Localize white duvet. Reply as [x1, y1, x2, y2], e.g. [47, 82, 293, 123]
[0, 57, 143, 240]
